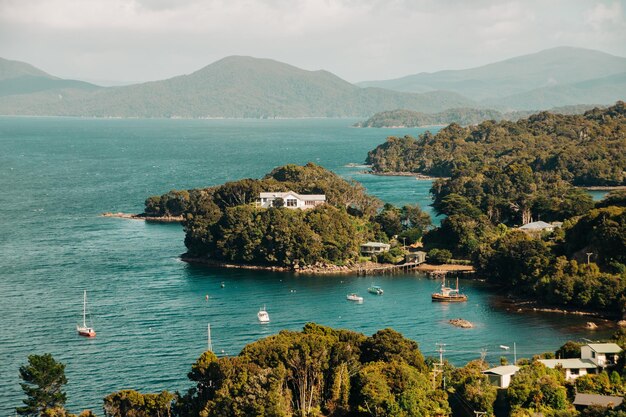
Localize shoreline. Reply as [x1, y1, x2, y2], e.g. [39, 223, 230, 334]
[365, 170, 445, 180]
[581, 185, 626, 191]
[101, 212, 184, 223]
[492, 296, 619, 321]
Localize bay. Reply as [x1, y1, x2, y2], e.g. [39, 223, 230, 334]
[0, 117, 608, 413]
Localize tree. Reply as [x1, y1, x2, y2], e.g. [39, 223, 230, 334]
[103, 390, 174, 417]
[17, 354, 67, 416]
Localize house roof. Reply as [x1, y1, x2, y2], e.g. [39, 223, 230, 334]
[586, 343, 623, 354]
[483, 365, 520, 376]
[519, 221, 554, 230]
[361, 242, 390, 248]
[538, 358, 597, 369]
[573, 393, 623, 408]
[259, 191, 326, 201]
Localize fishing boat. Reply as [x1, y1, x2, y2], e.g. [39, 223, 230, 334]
[257, 306, 270, 323]
[368, 285, 384, 295]
[431, 277, 467, 302]
[346, 293, 364, 302]
[76, 290, 96, 337]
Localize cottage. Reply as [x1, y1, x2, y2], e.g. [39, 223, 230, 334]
[258, 191, 326, 209]
[360, 242, 391, 256]
[405, 251, 427, 264]
[519, 221, 557, 234]
[581, 343, 622, 368]
[573, 393, 623, 410]
[483, 365, 520, 388]
[537, 358, 597, 380]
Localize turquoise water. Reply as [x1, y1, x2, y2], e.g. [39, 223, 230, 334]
[0, 117, 608, 413]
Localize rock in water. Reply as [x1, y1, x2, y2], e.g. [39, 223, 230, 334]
[449, 318, 473, 328]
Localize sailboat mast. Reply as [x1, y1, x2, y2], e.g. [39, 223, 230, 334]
[83, 290, 87, 327]
[207, 323, 213, 352]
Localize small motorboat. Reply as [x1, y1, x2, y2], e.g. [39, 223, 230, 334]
[500, 345, 510, 350]
[257, 306, 270, 323]
[77, 290, 96, 338]
[346, 293, 364, 302]
[368, 286, 384, 295]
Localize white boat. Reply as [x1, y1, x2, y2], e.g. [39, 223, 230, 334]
[346, 293, 364, 302]
[500, 345, 510, 350]
[76, 290, 96, 338]
[257, 306, 270, 323]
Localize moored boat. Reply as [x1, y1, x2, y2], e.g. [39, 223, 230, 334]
[77, 290, 96, 337]
[347, 293, 364, 302]
[257, 306, 270, 323]
[431, 277, 467, 302]
[368, 285, 384, 295]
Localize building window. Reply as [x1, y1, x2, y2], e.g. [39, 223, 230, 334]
[570, 368, 579, 375]
[286, 199, 297, 207]
[592, 351, 596, 358]
[305, 200, 315, 206]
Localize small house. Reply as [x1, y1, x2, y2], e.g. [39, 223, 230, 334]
[519, 221, 557, 234]
[573, 393, 623, 410]
[360, 242, 391, 256]
[581, 343, 622, 368]
[258, 191, 326, 209]
[405, 251, 427, 264]
[537, 358, 597, 380]
[483, 365, 520, 389]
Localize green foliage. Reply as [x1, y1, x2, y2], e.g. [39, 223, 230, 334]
[427, 248, 452, 265]
[555, 341, 583, 359]
[360, 328, 426, 371]
[102, 390, 174, 417]
[507, 362, 569, 414]
[450, 360, 497, 414]
[17, 354, 67, 417]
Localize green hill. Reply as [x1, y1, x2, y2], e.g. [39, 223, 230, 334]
[358, 47, 626, 109]
[0, 56, 474, 118]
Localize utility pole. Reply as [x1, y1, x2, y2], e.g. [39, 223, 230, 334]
[586, 252, 593, 265]
[402, 237, 406, 250]
[514, 342, 517, 365]
[432, 342, 446, 389]
[474, 412, 487, 417]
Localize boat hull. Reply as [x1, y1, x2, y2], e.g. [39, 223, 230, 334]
[431, 294, 468, 302]
[77, 330, 96, 337]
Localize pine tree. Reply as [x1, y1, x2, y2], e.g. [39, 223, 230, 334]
[17, 354, 67, 416]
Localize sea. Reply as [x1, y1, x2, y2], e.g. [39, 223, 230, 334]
[0, 117, 611, 414]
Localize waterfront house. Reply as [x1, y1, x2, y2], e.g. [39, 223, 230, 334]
[580, 343, 622, 368]
[483, 365, 520, 388]
[573, 393, 623, 410]
[258, 191, 326, 209]
[360, 242, 391, 256]
[537, 358, 597, 380]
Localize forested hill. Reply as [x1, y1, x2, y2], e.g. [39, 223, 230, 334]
[358, 46, 626, 109]
[366, 101, 626, 186]
[354, 105, 598, 127]
[0, 56, 473, 118]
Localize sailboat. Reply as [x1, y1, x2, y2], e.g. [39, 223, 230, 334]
[76, 290, 96, 337]
[257, 305, 270, 323]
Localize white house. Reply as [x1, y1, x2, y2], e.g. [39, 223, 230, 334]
[537, 358, 597, 380]
[483, 365, 520, 388]
[581, 343, 622, 368]
[360, 242, 391, 256]
[258, 191, 326, 209]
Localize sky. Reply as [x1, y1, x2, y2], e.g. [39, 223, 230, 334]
[1, 0, 625, 85]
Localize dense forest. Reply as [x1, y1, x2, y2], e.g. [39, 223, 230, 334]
[354, 105, 596, 128]
[16, 324, 626, 417]
[143, 163, 431, 269]
[366, 101, 626, 186]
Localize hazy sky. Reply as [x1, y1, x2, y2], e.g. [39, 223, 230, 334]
[1, 0, 625, 85]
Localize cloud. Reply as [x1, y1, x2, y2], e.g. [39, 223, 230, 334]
[0, 0, 624, 83]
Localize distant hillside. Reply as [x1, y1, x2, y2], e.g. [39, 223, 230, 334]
[0, 56, 474, 118]
[0, 57, 100, 97]
[358, 47, 626, 109]
[355, 104, 600, 127]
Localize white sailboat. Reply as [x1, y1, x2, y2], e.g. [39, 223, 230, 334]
[76, 290, 96, 337]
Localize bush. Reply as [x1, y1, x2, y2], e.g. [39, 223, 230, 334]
[428, 248, 452, 264]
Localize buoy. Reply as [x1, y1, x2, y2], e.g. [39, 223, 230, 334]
[205, 294, 209, 301]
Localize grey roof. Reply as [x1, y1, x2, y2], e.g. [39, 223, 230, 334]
[519, 221, 554, 230]
[586, 343, 623, 354]
[573, 393, 623, 407]
[483, 365, 520, 376]
[361, 242, 391, 248]
[259, 191, 326, 201]
[538, 358, 597, 369]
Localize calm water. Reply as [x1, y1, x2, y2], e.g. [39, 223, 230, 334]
[0, 118, 608, 414]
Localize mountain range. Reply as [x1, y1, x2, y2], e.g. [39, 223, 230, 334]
[0, 47, 624, 118]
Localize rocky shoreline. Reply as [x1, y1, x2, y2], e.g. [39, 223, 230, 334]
[101, 212, 184, 223]
[366, 171, 448, 181]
